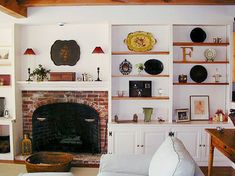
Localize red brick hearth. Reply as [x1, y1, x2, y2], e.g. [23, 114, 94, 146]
[22, 91, 108, 153]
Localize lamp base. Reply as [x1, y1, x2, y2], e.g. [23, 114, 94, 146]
[95, 78, 102, 81]
[95, 67, 102, 82]
[26, 68, 33, 82]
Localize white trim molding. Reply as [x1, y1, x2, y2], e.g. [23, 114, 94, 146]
[17, 81, 109, 91]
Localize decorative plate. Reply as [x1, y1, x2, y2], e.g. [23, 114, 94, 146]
[144, 59, 164, 75]
[204, 48, 216, 62]
[190, 28, 207, 43]
[119, 59, 132, 75]
[123, 31, 157, 52]
[190, 65, 208, 83]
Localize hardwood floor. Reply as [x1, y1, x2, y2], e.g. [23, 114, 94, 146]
[200, 167, 235, 176]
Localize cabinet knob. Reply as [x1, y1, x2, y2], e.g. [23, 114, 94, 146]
[199, 144, 202, 147]
[141, 145, 144, 147]
[137, 145, 140, 147]
[203, 145, 206, 147]
[169, 132, 174, 137]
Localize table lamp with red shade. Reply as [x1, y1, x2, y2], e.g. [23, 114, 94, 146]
[24, 48, 36, 81]
[92, 46, 104, 81]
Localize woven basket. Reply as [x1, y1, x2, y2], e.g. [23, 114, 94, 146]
[25, 152, 73, 173]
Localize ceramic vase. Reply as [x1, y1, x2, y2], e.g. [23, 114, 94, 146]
[143, 107, 153, 122]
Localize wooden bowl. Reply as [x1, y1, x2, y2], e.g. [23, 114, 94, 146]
[25, 152, 73, 173]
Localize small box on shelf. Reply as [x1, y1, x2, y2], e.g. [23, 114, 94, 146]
[0, 75, 10, 86]
[49, 72, 76, 81]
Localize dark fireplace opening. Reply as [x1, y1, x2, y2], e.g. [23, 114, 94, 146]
[32, 103, 100, 154]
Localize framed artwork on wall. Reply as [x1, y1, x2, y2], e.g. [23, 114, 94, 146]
[190, 95, 209, 121]
[176, 108, 190, 122]
[50, 40, 80, 66]
[0, 47, 10, 65]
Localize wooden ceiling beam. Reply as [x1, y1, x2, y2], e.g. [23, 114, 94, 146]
[23, 0, 235, 7]
[1, 0, 235, 18]
[0, 0, 27, 18]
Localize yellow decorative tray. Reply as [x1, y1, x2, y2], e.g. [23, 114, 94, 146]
[124, 31, 157, 52]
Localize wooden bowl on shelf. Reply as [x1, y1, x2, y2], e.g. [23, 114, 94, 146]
[25, 152, 73, 173]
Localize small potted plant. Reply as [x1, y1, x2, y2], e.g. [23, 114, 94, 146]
[30, 64, 50, 82]
[135, 63, 145, 74]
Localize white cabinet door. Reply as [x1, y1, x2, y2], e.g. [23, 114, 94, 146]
[111, 128, 140, 154]
[172, 127, 201, 161]
[141, 127, 169, 155]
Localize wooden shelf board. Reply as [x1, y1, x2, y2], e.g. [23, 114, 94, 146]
[173, 42, 229, 46]
[112, 74, 170, 78]
[0, 45, 12, 48]
[173, 60, 229, 64]
[173, 82, 229, 85]
[112, 51, 170, 55]
[112, 96, 169, 100]
[0, 85, 11, 88]
[0, 63, 11, 66]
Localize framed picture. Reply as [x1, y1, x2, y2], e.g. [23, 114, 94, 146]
[190, 95, 209, 121]
[0, 48, 9, 60]
[176, 108, 190, 122]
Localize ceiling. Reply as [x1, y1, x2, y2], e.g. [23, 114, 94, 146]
[1, 0, 235, 18]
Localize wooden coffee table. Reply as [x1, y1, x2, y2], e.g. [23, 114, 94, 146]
[205, 129, 235, 176]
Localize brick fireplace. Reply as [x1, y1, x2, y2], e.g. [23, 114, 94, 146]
[22, 91, 108, 153]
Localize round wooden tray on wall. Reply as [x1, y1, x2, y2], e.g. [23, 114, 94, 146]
[25, 152, 73, 173]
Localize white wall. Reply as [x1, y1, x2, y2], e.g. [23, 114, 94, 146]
[0, 5, 234, 24]
[19, 24, 110, 81]
[0, 5, 233, 81]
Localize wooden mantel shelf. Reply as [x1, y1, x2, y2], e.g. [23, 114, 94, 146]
[173, 42, 229, 46]
[17, 81, 109, 91]
[112, 96, 169, 100]
[173, 82, 229, 85]
[112, 51, 170, 55]
[173, 60, 229, 64]
[112, 74, 170, 78]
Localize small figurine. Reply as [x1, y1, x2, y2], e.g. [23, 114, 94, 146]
[4, 110, 9, 118]
[178, 74, 187, 83]
[133, 114, 138, 122]
[0, 78, 4, 86]
[213, 109, 227, 122]
[212, 68, 222, 83]
[114, 115, 118, 122]
[158, 88, 164, 96]
[158, 117, 165, 122]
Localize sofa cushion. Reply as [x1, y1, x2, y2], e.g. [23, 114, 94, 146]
[149, 137, 195, 176]
[99, 154, 151, 176]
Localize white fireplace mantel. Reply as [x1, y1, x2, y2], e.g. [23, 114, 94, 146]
[17, 81, 109, 91]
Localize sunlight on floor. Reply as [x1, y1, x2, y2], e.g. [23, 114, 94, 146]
[0, 163, 98, 176]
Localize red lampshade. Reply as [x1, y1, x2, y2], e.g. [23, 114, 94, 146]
[92, 47, 104, 54]
[24, 48, 36, 55]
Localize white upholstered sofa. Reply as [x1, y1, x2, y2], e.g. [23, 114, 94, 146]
[98, 137, 205, 176]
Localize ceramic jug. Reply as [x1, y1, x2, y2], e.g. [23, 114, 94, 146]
[143, 108, 153, 122]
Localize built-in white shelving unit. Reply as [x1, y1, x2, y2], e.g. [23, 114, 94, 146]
[111, 24, 172, 123]
[108, 23, 233, 167]
[0, 24, 16, 160]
